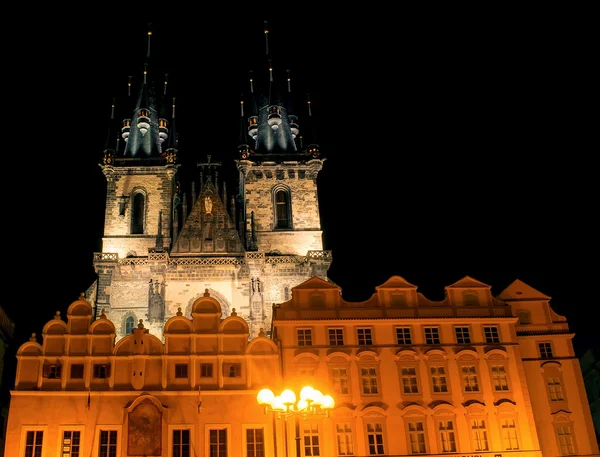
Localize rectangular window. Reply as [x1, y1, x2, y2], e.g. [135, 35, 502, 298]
[454, 326, 471, 344]
[246, 428, 265, 457]
[297, 328, 313, 347]
[93, 364, 110, 379]
[501, 418, 520, 450]
[396, 327, 412, 345]
[99, 430, 118, 457]
[24, 430, 43, 457]
[471, 419, 489, 451]
[62, 430, 81, 457]
[175, 364, 188, 379]
[461, 365, 480, 392]
[329, 328, 344, 346]
[70, 364, 84, 379]
[424, 327, 440, 345]
[209, 428, 227, 457]
[548, 377, 565, 401]
[401, 367, 419, 394]
[366, 422, 385, 455]
[335, 422, 354, 456]
[430, 366, 448, 393]
[483, 326, 500, 343]
[361, 367, 378, 394]
[303, 423, 320, 456]
[539, 342, 554, 359]
[201, 363, 213, 378]
[357, 328, 373, 346]
[43, 363, 62, 379]
[332, 368, 350, 395]
[438, 420, 456, 452]
[223, 363, 241, 378]
[408, 421, 426, 454]
[556, 425, 576, 455]
[173, 429, 190, 457]
[491, 365, 509, 391]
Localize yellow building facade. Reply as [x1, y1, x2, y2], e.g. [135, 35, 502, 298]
[4, 275, 599, 456]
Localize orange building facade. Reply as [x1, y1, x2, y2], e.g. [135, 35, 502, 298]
[4, 275, 599, 456]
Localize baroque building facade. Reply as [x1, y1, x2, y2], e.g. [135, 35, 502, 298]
[4, 25, 599, 457]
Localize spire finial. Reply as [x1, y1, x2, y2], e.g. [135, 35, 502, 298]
[264, 21, 269, 56]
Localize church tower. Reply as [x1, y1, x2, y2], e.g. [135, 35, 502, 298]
[91, 24, 332, 342]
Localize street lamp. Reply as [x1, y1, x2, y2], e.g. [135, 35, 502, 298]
[257, 385, 335, 457]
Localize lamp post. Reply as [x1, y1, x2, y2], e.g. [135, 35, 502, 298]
[257, 385, 335, 457]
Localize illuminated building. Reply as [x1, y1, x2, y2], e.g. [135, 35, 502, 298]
[3, 24, 599, 457]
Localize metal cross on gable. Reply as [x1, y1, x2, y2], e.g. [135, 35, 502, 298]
[197, 154, 222, 169]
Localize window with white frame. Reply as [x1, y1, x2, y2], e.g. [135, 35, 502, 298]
[556, 424, 576, 455]
[438, 420, 457, 452]
[396, 327, 412, 345]
[223, 363, 241, 378]
[335, 422, 354, 456]
[454, 326, 471, 344]
[24, 430, 44, 457]
[332, 367, 350, 395]
[500, 418, 519, 450]
[245, 427, 265, 457]
[329, 328, 344, 346]
[461, 365, 480, 392]
[547, 377, 565, 401]
[361, 367, 379, 394]
[491, 365, 509, 391]
[172, 429, 190, 457]
[99, 429, 118, 457]
[201, 363, 213, 378]
[297, 328, 313, 347]
[424, 327, 440, 345]
[175, 363, 188, 378]
[209, 427, 228, 457]
[430, 366, 448, 393]
[303, 423, 320, 456]
[483, 326, 500, 343]
[61, 430, 81, 457]
[471, 419, 489, 451]
[539, 341, 554, 359]
[357, 327, 373, 346]
[366, 422, 385, 455]
[401, 367, 419, 394]
[407, 421, 427, 454]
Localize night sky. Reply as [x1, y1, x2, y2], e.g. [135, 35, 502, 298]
[3, 17, 595, 359]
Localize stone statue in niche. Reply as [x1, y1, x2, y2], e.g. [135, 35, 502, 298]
[204, 196, 212, 214]
[128, 400, 161, 455]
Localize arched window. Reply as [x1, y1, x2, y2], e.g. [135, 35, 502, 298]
[125, 316, 135, 334]
[274, 189, 291, 229]
[131, 193, 145, 234]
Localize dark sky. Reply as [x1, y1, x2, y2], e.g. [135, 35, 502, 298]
[2, 17, 595, 358]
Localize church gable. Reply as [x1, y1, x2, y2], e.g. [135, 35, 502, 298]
[375, 275, 418, 307]
[173, 179, 243, 254]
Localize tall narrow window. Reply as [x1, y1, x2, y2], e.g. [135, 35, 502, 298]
[501, 418, 519, 450]
[556, 424, 576, 455]
[438, 420, 456, 452]
[303, 423, 320, 456]
[99, 430, 118, 457]
[332, 368, 350, 395]
[173, 429, 190, 457]
[491, 365, 509, 391]
[408, 421, 427, 454]
[125, 316, 135, 334]
[62, 430, 81, 457]
[401, 367, 419, 394]
[275, 189, 290, 229]
[461, 365, 480, 392]
[335, 423, 354, 456]
[131, 192, 145, 234]
[209, 428, 227, 457]
[548, 377, 565, 401]
[246, 428, 265, 457]
[471, 419, 489, 451]
[366, 422, 385, 455]
[361, 367, 378, 394]
[24, 430, 43, 457]
[430, 366, 448, 392]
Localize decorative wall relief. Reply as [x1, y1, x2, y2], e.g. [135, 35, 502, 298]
[127, 399, 162, 455]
